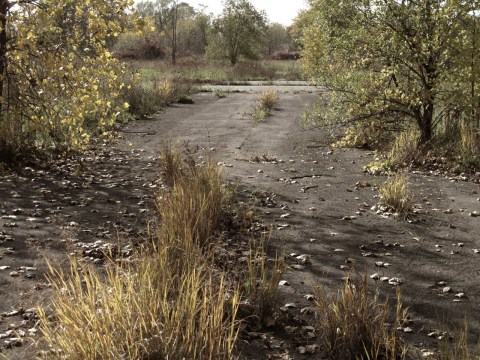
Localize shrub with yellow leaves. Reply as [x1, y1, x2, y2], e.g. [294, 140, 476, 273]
[0, 0, 136, 162]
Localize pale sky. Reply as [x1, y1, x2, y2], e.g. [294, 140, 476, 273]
[190, 0, 308, 26]
[135, 1, 308, 26]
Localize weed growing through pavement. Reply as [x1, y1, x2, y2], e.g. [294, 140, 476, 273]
[38, 146, 240, 360]
[215, 90, 228, 98]
[252, 107, 272, 122]
[438, 319, 480, 360]
[251, 90, 279, 122]
[244, 234, 286, 322]
[258, 90, 279, 111]
[379, 172, 413, 220]
[314, 274, 409, 360]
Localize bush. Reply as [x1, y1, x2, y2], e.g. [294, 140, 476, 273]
[112, 31, 165, 59]
[120, 72, 194, 117]
[335, 119, 395, 150]
[268, 51, 300, 60]
[258, 90, 279, 111]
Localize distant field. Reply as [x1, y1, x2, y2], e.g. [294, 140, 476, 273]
[127, 58, 305, 83]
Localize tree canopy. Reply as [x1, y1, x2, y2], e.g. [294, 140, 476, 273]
[208, 0, 267, 65]
[300, 0, 480, 144]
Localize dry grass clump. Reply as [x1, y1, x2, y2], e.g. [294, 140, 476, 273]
[252, 90, 279, 122]
[438, 319, 480, 360]
[38, 147, 240, 360]
[245, 235, 285, 321]
[314, 275, 408, 360]
[388, 127, 421, 167]
[39, 255, 239, 360]
[258, 90, 279, 111]
[379, 172, 413, 220]
[157, 150, 225, 250]
[457, 121, 480, 171]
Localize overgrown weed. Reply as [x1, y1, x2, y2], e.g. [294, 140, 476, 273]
[388, 127, 421, 167]
[314, 274, 408, 360]
[251, 90, 279, 122]
[258, 90, 279, 111]
[379, 172, 413, 220]
[244, 234, 285, 322]
[38, 146, 240, 360]
[438, 319, 480, 360]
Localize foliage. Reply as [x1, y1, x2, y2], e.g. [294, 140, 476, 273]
[208, 0, 267, 65]
[0, 0, 134, 163]
[314, 275, 409, 360]
[121, 71, 193, 116]
[334, 119, 395, 150]
[113, 30, 165, 59]
[264, 22, 288, 55]
[300, 0, 480, 144]
[135, 0, 210, 62]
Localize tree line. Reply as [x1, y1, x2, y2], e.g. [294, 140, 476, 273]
[114, 0, 296, 64]
[297, 0, 479, 155]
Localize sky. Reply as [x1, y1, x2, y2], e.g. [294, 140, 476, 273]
[136, 1, 308, 26]
[188, 0, 308, 26]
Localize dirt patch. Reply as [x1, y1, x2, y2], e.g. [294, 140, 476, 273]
[1, 88, 479, 359]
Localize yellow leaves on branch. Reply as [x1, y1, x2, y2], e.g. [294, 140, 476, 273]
[2, 0, 136, 151]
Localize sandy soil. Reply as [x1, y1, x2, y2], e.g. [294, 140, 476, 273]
[1, 86, 479, 359]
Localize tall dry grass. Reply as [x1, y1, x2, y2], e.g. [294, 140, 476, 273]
[245, 235, 285, 321]
[38, 147, 240, 360]
[314, 275, 408, 360]
[379, 172, 413, 220]
[388, 127, 421, 167]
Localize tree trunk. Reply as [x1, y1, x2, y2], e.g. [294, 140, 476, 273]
[171, 1, 177, 65]
[0, 0, 8, 162]
[0, 0, 8, 115]
[416, 101, 433, 144]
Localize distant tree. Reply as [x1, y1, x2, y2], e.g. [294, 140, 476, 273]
[264, 22, 288, 55]
[137, 0, 195, 64]
[289, 9, 314, 51]
[208, 0, 267, 65]
[177, 9, 211, 55]
[300, 0, 480, 144]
